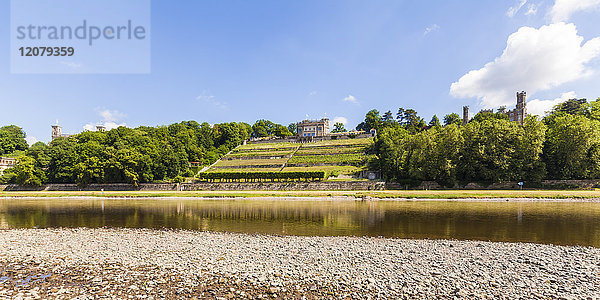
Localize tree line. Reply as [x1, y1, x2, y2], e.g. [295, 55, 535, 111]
[3, 97, 600, 186]
[365, 98, 600, 185]
[0, 119, 293, 186]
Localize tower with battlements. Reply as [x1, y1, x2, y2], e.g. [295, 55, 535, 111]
[507, 91, 527, 125]
[51, 123, 70, 141]
[462, 106, 469, 125]
[51, 124, 62, 140]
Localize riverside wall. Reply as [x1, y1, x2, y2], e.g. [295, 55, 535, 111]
[2, 179, 600, 192]
[0, 181, 386, 192]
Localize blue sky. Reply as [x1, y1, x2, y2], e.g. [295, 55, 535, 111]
[1, 0, 600, 144]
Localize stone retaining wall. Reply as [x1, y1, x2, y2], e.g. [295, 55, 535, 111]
[392, 180, 600, 190]
[0, 181, 386, 192]
[3, 179, 600, 192]
[183, 181, 385, 191]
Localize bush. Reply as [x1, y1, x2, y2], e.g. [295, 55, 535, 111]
[182, 169, 196, 177]
[197, 171, 326, 182]
[288, 153, 371, 165]
[0, 171, 16, 184]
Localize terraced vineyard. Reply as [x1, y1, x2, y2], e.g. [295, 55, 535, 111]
[204, 138, 374, 178]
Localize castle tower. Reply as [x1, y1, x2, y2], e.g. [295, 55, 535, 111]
[51, 124, 62, 140]
[516, 91, 527, 125]
[96, 124, 106, 132]
[462, 106, 469, 125]
[517, 91, 526, 106]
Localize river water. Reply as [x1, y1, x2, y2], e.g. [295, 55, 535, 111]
[1, 198, 599, 247]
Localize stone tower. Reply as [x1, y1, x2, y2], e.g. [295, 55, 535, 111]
[462, 106, 469, 125]
[51, 124, 62, 140]
[516, 91, 527, 125]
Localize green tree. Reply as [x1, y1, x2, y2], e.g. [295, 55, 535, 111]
[429, 115, 441, 128]
[472, 111, 509, 122]
[287, 123, 297, 135]
[583, 98, 600, 121]
[46, 137, 79, 183]
[217, 123, 243, 149]
[397, 108, 425, 133]
[356, 109, 383, 132]
[373, 126, 411, 181]
[252, 120, 272, 138]
[383, 111, 394, 122]
[274, 124, 293, 137]
[543, 114, 600, 179]
[332, 122, 347, 133]
[0, 125, 28, 155]
[520, 116, 547, 182]
[12, 156, 46, 186]
[457, 117, 545, 183]
[550, 98, 587, 116]
[407, 124, 462, 185]
[396, 108, 405, 122]
[239, 123, 252, 141]
[27, 142, 50, 170]
[443, 113, 462, 126]
[251, 120, 291, 138]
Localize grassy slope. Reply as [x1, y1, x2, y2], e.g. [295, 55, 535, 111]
[228, 150, 295, 157]
[3, 190, 600, 199]
[235, 143, 298, 150]
[205, 138, 373, 176]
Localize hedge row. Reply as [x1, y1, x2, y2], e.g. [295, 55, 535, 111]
[288, 153, 371, 164]
[197, 171, 326, 182]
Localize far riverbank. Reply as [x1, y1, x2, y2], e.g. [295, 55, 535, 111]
[4, 189, 600, 200]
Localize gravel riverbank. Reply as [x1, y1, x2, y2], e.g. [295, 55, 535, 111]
[1, 229, 599, 299]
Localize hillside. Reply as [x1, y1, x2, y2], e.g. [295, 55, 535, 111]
[204, 138, 375, 179]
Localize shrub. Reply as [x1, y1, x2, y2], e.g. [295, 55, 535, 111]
[197, 171, 326, 182]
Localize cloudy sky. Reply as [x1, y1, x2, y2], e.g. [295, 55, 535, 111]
[1, 0, 599, 144]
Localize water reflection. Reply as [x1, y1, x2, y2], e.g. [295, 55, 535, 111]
[1, 198, 600, 247]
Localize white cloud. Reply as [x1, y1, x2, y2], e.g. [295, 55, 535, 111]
[332, 116, 348, 125]
[84, 109, 127, 132]
[450, 23, 600, 108]
[507, 0, 528, 17]
[424, 24, 440, 35]
[549, 0, 600, 22]
[527, 91, 577, 116]
[196, 90, 227, 109]
[525, 3, 539, 15]
[308, 91, 317, 96]
[25, 136, 38, 146]
[343, 95, 358, 104]
[98, 109, 125, 123]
